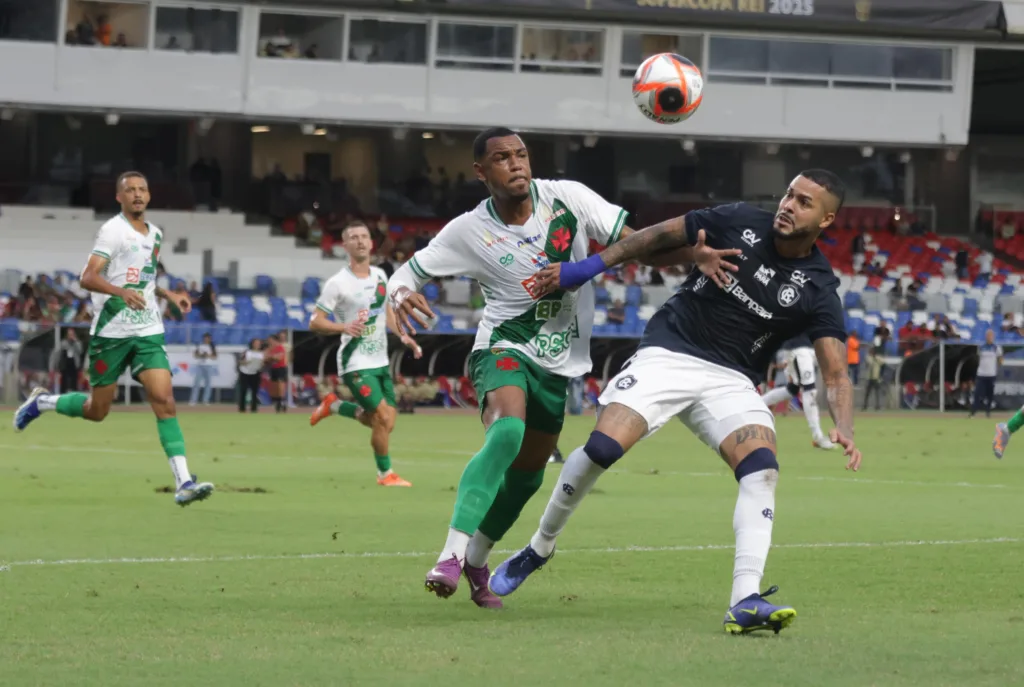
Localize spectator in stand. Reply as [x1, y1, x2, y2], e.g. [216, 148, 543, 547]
[18, 276, 35, 302]
[888, 280, 905, 310]
[1001, 313, 1018, 336]
[188, 281, 201, 301]
[1001, 218, 1016, 240]
[607, 299, 626, 326]
[874, 321, 892, 349]
[906, 278, 926, 311]
[847, 330, 861, 384]
[113, 32, 128, 48]
[52, 328, 84, 394]
[96, 15, 111, 46]
[851, 230, 866, 273]
[196, 282, 217, 323]
[21, 296, 42, 322]
[955, 248, 969, 280]
[976, 251, 993, 281]
[73, 301, 92, 323]
[931, 314, 957, 340]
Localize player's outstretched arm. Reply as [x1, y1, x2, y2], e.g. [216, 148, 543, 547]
[155, 285, 191, 315]
[386, 303, 423, 359]
[814, 336, 862, 471]
[80, 254, 146, 310]
[386, 262, 437, 337]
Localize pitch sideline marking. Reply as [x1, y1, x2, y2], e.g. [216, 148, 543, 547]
[3, 536, 1020, 571]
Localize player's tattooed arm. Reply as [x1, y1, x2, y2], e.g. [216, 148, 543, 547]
[814, 336, 862, 471]
[599, 216, 690, 268]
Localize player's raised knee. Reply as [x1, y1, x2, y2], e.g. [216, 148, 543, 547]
[584, 430, 625, 469]
[486, 415, 526, 455]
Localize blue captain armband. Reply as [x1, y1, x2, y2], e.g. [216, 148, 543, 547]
[559, 254, 608, 289]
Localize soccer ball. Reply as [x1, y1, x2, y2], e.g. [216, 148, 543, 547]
[631, 53, 704, 124]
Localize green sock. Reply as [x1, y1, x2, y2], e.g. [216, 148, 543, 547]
[449, 417, 526, 534]
[375, 453, 391, 473]
[478, 467, 546, 542]
[336, 401, 360, 419]
[1008, 409, 1024, 434]
[156, 417, 186, 458]
[55, 393, 88, 418]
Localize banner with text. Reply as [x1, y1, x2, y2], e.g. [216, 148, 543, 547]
[433, 0, 1005, 33]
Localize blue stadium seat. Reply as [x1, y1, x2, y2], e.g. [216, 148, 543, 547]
[436, 315, 454, 332]
[625, 285, 643, 307]
[1, 319, 20, 341]
[423, 282, 440, 303]
[301, 278, 320, 300]
[164, 323, 185, 345]
[963, 298, 978, 317]
[594, 286, 610, 304]
[843, 292, 862, 309]
[255, 275, 275, 295]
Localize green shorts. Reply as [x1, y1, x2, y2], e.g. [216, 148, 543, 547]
[342, 366, 396, 413]
[88, 334, 171, 387]
[469, 348, 569, 435]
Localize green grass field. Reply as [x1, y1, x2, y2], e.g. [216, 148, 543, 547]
[2, 409, 1023, 686]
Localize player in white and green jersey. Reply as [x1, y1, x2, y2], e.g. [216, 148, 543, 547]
[387, 127, 736, 608]
[13, 172, 213, 507]
[309, 221, 422, 487]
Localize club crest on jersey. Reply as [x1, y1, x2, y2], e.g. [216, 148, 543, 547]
[790, 270, 810, 287]
[754, 266, 776, 286]
[741, 229, 761, 247]
[126, 267, 140, 284]
[777, 284, 801, 307]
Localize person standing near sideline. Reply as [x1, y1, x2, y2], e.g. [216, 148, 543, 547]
[52, 328, 84, 393]
[971, 329, 1001, 418]
[189, 332, 217, 406]
[237, 338, 264, 413]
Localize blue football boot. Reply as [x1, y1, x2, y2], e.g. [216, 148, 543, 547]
[723, 585, 797, 635]
[488, 544, 554, 597]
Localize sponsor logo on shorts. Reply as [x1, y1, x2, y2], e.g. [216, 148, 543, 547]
[359, 385, 372, 397]
[777, 284, 800, 308]
[615, 374, 636, 390]
[490, 347, 506, 355]
[94, 359, 109, 374]
[126, 267, 140, 284]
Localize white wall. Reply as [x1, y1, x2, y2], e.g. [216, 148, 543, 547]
[0, 9, 976, 146]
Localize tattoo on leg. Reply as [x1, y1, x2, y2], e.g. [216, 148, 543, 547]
[731, 425, 776, 448]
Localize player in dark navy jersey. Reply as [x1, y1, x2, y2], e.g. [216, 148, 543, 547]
[489, 169, 862, 636]
[761, 333, 835, 449]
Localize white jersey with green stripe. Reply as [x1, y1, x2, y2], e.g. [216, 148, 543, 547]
[89, 213, 165, 339]
[316, 265, 390, 374]
[392, 178, 626, 379]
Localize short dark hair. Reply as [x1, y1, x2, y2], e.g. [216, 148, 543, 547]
[116, 170, 147, 189]
[342, 220, 369, 237]
[473, 127, 519, 161]
[798, 168, 845, 212]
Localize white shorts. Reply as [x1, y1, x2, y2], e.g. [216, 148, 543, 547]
[785, 347, 816, 388]
[599, 346, 775, 451]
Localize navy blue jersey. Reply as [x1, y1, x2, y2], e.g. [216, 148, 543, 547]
[639, 202, 845, 385]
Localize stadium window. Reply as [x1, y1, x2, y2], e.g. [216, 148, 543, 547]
[435, 22, 515, 72]
[619, 32, 703, 78]
[0, 0, 58, 42]
[347, 18, 426, 64]
[154, 6, 238, 54]
[520, 27, 603, 75]
[829, 43, 893, 81]
[64, 0, 151, 49]
[708, 36, 768, 76]
[257, 12, 343, 61]
[893, 46, 952, 82]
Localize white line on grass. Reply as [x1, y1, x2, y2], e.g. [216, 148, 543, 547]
[0, 443, 1014, 491]
[4, 537, 1020, 570]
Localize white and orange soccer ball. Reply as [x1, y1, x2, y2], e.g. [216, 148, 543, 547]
[631, 53, 704, 124]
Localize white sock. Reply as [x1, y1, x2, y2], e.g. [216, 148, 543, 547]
[730, 468, 778, 606]
[761, 386, 792, 406]
[377, 469, 392, 478]
[329, 400, 341, 413]
[168, 455, 191, 489]
[36, 394, 59, 411]
[530, 445, 606, 558]
[437, 527, 470, 564]
[465, 530, 495, 568]
[802, 389, 824, 440]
